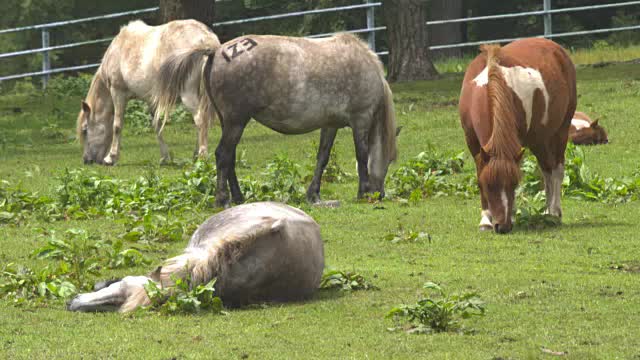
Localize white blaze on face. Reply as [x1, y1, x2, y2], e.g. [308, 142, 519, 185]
[571, 118, 591, 130]
[472, 65, 550, 130]
[501, 190, 509, 221]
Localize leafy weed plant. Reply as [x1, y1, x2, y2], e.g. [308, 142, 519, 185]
[387, 282, 486, 334]
[144, 276, 224, 315]
[319, 270, 378, 291]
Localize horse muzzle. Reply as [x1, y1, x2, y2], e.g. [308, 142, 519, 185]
[494, 223, 513, 234]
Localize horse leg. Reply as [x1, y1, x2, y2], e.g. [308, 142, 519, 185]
[306, 128, 338, 203]
[215, 117, 249, 208]
[67, 276, 150, 312]
[194, 102, 211, 159]
[228, 146, 244, 204]
[532, 142, 565, 219]
[352, 126, 370, 199]
[149, 106, 171, 164]
[103, 89, 127, 166]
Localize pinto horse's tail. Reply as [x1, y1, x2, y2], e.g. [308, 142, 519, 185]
[152, 47, 217, 135]
[380, 77, 398, 162]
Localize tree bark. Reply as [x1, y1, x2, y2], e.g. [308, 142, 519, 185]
[428, 0, 464, 59]
[159, 0, 216, 29]
[383, 0, 438, 82]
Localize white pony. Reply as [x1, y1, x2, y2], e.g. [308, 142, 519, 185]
[77, 20, 220, 165]
[67, 202, 325, 312]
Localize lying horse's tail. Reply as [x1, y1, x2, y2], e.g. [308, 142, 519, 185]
[380, 76, 398, 162]
[152, 47, 217, 134]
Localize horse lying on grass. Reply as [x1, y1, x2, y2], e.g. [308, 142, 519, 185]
[77, 20, 220, 165]
[459, 38, 577, 234]
[569, 111, 609, 145]
[154, 33, 398, 207]
[67, 202, 324, 312]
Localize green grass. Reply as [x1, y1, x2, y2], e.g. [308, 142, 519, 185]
[1, 61, 640, 359]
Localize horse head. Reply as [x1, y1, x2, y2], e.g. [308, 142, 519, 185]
[478, 146, 524, 234]
[77, 99, 113, 165]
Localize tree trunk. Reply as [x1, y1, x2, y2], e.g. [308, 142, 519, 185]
[383, 0, 438, 82]
[428, 0, 464, 59]
[159, 0, 216, 29]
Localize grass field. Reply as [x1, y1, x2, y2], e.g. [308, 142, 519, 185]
[1, 60, 640, 359]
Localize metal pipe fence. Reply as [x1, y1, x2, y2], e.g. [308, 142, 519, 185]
[1, 0, 640, 87]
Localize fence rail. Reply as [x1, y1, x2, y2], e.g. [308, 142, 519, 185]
[1, 0, 640, 87]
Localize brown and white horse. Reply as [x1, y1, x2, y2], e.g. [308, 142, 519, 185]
[569, 111, 608, 145]
[459, 38, 577, 234]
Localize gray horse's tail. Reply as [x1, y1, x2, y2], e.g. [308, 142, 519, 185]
[380, 77, 398, 162]
[152, 47, 217, 134]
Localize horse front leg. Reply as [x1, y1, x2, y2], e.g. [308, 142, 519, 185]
[67, 276, 151, 312]
[352, 127, 370, 199]
[104, 89, 127, 166]
[306, 128, 338, 203]
[533, 144, 565, 220]
[215, 119, 248, 208]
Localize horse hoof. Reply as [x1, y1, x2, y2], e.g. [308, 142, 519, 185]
[159, 157, 172, 166]
[479, 224, 493, 232]
[103, 155, 116, 166]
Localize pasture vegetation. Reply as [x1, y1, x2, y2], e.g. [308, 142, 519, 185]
[1, 59, 640, 358]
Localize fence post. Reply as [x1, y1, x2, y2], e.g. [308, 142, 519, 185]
[41, 28, 50, 89]
[543, 0, 552, 37]
[366, 0, 375, 52]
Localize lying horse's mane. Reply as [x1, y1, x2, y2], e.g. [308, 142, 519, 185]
[120, 217, 285, 312]
[481, 44, 522, 183]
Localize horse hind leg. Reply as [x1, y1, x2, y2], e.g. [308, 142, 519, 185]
[215, 113, 250, 207]
[154, 113, 172, 165]
[149, 106, 171, 164]
[306, 128, 338, 203]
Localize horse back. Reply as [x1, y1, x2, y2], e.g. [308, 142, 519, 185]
[460, 38, 576, 151]
[209, 34, 385, 132]
[100, 20, 219, 97]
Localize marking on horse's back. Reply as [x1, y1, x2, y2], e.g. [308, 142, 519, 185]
[571, 118, 591, 130]
[473, 64, 549, 129]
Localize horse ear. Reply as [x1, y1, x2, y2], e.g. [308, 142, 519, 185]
[81, 101, 91, 113]
[149, 266, 162, 281]
[395, 126, 403, 137]
[591, 119, 599, 127]
[515, 148, 525, 163]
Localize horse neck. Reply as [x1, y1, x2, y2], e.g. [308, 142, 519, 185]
[486, 55, 522, 161]
[87, 72, 113, 114]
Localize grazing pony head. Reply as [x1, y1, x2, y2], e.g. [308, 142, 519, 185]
[77, 73, 114, 164]
[477, 44, 524, 234]
[366, 81, 399, 197]
[570, 117, 609, 145]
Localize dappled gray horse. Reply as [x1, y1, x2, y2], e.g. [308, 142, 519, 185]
[77, 20, 220, 165]
[67, 202, 324, 312]
[154, 33, 398, 207]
